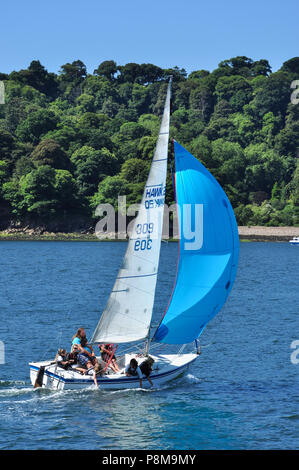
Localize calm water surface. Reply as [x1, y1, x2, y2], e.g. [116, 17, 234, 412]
[0, 241, 298, 450]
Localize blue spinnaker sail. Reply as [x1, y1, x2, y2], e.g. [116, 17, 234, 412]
[153, 141, 239, 344]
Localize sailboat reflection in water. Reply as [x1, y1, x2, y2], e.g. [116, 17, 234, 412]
[29, 78, 239, 390]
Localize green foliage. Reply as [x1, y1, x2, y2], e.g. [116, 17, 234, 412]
[90, 175, 129, 212]
[71, 145, 118, 196]
[0, 160, 10, 185]
[120, 158, 150, 183]
[9, 60, 58, 97]
[0, 56, 298, 228]
[0, 129, 15, 161]
[30, 139, 69, 169]
[15, 109, 59, 143]
[215, 75, 253, 111]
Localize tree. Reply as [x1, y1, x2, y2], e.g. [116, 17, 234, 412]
[14, 165, 80, 219]
[43, 125, 81, 153]
[260, 112, 282, 146]
[163, 66, 187, 82]
[234, 204, 254, 225]
[8, 60, 58, 97]
[218, 56, 253, 75]
[129, 83, 151, 115]
[58, 60, 87, 101]
[59, 60, 87, 84]
[1, 56, 299, 229]
[90, 174, 129, 212]
[0, 160, 10, 186]
[13, 155, 34, 179]
[280, 57, 299, 75]
[117, 63, 164, 84]
[18, 165, 58, 218]
[30, 139, 69, 169]
[78, 112, 103, 129]
[251, 71, 291, 117]
[71, 146, 118, 196]
[4, 96, 27, 133]
[287, 161, 299, 206]
[203, 116, 237, 141]
[15, 109, 59, 143]
[274, 122, 299, 157]
[189, 135, 213, 169]
[94, 60, 118, 80]
[54, 169, 80, 211]
[0, 130, 15, 162]
[76, 94, 95, 113]
[189, 84, 214, 121]
[120, 158, 150, 183]
[138, 135, 157, 160]
[188, 70, 210, 81]
[251, 59, 271, 77]
[216, 56, 271, 78]
[2, 178, 25, 216]
[137, 63, 164, 84]
[117, 121, 150, 141]
[138, 114, 160, 134]
[215, 76, 252, 112]
[117, 63, 143, 83]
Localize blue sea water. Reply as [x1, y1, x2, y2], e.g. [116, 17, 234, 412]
[0, 240, 298, 450]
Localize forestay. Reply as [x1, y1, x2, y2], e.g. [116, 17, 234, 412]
[91, 80, 172, 344]
[153, 141, 239, 344]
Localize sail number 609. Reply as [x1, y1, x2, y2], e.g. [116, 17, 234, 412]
[136, 223, 154, 234]
[134, 238, 152, 251]
[134, 223, 154, 251]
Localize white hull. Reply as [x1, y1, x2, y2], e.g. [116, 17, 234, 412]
[29, 353, 198, 390]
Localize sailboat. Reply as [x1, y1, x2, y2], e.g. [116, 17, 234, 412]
[29, 78, 239, 390]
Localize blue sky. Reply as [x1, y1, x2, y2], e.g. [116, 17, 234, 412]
[1, 0, 298, 75]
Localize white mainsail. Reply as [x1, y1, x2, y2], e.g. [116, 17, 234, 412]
[91, 79, 172, 344]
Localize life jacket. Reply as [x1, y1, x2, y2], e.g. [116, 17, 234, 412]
[57, 351, 77, 369]
[127, 366, 138, 376]
[66, 352, 77, 362]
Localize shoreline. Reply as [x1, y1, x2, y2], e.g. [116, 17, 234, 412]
[0, 226, 298, 242]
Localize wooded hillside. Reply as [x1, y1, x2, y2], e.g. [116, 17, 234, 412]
[0, 56, 298, 231]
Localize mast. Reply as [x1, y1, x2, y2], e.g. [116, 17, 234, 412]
[91, 77, 172, 345]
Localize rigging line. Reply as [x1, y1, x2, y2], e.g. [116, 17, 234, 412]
[117, 272, 157, 280]
[128, 252, 157, 268]
[101, 344, 118, 373]
[104, 310, 150, 328]
[116, 280, 156, 297]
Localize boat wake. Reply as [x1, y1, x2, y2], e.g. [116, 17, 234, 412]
[185, 373, 202, 384]
[0, 380, 32, 398]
